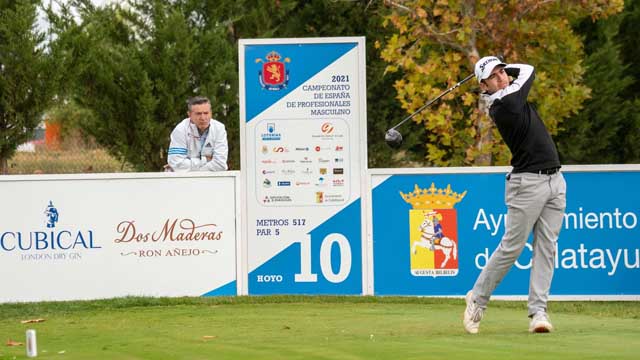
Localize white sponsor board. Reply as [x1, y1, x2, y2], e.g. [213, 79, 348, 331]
[239, 37, 368, 294]
[0, 172, 240, 302]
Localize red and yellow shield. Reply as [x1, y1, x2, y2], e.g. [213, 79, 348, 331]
[262, 61, 285, 86]
[400, 184, 467, 277]
[256, 51, 290, 91]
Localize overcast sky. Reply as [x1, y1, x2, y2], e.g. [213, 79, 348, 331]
[37, 0, 117, 32]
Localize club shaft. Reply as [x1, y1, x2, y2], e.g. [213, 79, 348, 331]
[390, 73, 474, 131]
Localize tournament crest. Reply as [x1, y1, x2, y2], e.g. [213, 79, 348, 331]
[256, 51, 290, 91]
[400, 183, 466, 277]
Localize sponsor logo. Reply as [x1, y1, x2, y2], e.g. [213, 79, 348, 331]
[256, 51, 290, 91]
[273, 146, 288, 153]
[261, 145, 269, 154]
[315, 192, 324, 203]
[324, 194, 345, 203]
[262, 195, 293, 203]
[263, 179, 272, 188]
[281, 169, 295, 175]
[295, 147, 309, 151]
[314, 145, 330, 152]
[335, 145, 344, 151]
[321, 122, 334, 134]
[319, 168, 327, 175]
[261, 159, 277, 164]
[262, 169, 275, 175]
[114, 220, 224, 243]
[318, 158, 330, 163]
[1, 201, 100, 261]
[261, 123, 282, 141]
[401, 183, 466, 277]
[44, 201, 58, 228]
[281, 159, 296, 164]
[332, 179, 345, 187]
[277, 181, 291, 187]
[316, 177, 327, 186]
[334, 158, 344, 163]
[114, 219, 223, 258]
[478, 57, 499, 73]
[300, 157, 313, 164]
[300, 167, 313, 175]
[312, 122, 343, 139]
[333, 168, 344, 175]
[295, 181, 311, 186]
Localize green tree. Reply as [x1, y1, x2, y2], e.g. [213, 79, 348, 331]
[380, 0, 624, 167]
[48, 0, 415, 171]
[47, 0, 237, 171]
[558, 2, 639, 164]
[615, 0, 640, 163]
[617, 0, 640, 99]
[193, 0, 411, 167]
[0, 0, 55, 174]
[265, 0, 413, 167]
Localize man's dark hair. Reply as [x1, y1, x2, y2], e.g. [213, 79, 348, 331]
[187, 96, 211, 111]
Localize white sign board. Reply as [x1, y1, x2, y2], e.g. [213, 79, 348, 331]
[0, 172, 239, 302]
[239, 37, 368, 294]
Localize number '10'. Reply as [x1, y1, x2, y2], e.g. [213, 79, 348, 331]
[294, 233, 352, 283]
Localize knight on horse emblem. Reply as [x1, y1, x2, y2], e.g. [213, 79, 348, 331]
[413, 210, 457, 268]
[400, 183, 467, 277]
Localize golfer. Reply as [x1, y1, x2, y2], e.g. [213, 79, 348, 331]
[463, 56, 567, 334]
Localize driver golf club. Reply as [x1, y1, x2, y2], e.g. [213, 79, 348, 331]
[385, 73, 475, 148]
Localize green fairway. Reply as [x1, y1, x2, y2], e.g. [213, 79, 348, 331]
[1, 296, 639, 359]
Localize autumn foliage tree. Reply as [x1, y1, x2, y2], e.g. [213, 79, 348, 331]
[379, 0, 624, 166]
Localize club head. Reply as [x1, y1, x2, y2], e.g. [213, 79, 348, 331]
[385, 129, 403, 149]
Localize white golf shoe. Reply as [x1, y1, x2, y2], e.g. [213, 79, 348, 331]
[529, 312, 553, 333]
[463, 290, 484, 334]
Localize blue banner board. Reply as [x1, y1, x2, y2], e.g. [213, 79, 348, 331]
[371, 169, 639, 297]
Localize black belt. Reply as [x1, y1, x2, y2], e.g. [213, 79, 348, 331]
[517, 167, 560, 175]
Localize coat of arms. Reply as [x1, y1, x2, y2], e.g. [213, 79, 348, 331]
[256, 51, 290, 90]
[400, 183, 466, 277]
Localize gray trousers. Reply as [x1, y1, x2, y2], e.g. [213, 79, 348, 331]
[472, 171, 566, 316]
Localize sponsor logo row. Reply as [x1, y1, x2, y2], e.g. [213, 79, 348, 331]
[261, 158, 344, 165]
[263, 177, 344, 188]
[262, 168, 344, 176]
[261, 145, 345, 153]
[260, 122, 343, 142]
[262, 192, 345, 204]
[2, 202, 226, 261]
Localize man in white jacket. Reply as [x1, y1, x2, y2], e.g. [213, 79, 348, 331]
[166, 96, 228, 171]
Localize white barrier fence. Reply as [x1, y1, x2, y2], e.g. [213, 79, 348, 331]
[1, 165, 638, 302]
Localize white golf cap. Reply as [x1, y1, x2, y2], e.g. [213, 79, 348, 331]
[474, 56, 506, 83]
